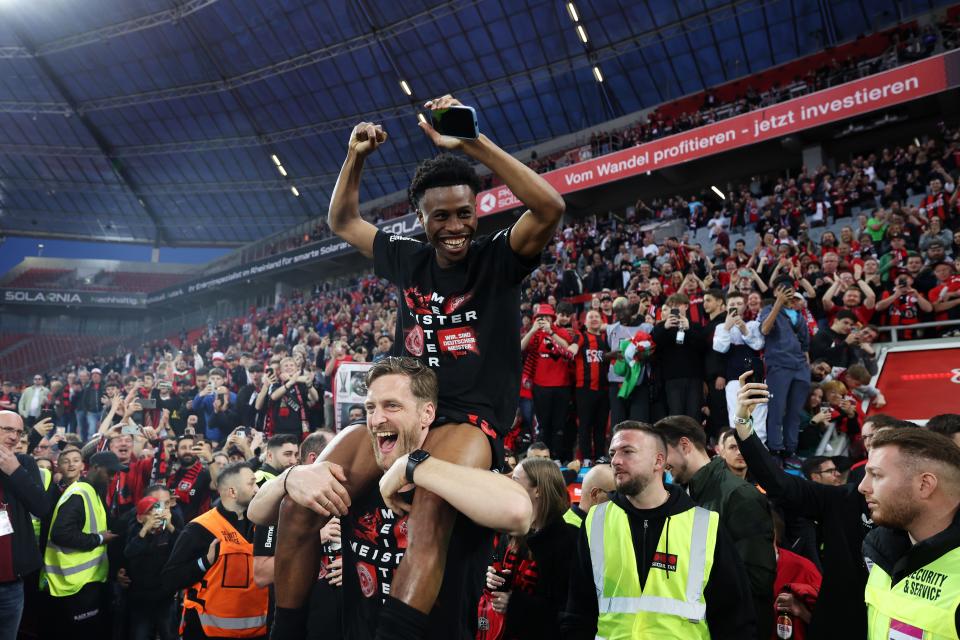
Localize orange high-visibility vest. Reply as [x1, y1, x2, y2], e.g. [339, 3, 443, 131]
[180, 508, 269, 638]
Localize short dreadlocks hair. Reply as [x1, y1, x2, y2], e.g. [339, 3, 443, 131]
[408, 153, 483, 211]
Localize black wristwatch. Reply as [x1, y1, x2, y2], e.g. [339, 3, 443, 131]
[405, 449, 431, 484]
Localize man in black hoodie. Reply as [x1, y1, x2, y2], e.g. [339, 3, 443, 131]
[732, 371, 874, 639]
[0, 410, 51, 639]
[561, 421, 755, 638]
[860, 428, 960, 637]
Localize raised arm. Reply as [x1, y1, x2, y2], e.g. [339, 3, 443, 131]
[327, 123, 388, 259]
[420, 95, 565, 258]
[380, 454, 533, 536]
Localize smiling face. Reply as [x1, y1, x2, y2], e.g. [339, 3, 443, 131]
[58, 450, 84, 482]
[365, 373, 433, 471]
[417, 184, 477, 268]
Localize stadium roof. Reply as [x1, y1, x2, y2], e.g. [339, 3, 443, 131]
[0, 0, 950, 246]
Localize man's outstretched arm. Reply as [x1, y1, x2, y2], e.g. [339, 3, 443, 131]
[380, 453, 533, 536]
[328, 122, 388, 258]
[421, 95, 565, 258]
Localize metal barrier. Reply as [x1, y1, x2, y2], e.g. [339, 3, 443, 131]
[876, 319, 960, 343]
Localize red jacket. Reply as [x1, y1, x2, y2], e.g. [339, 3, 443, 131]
[772, 547, 822, 640]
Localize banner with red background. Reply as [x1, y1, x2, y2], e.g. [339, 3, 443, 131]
[476, 50, 959, 216]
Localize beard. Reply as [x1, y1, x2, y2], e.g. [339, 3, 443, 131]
[616, 472, 652, 497]
[870, 495, 922, 529]
[179, 454, 197, 467]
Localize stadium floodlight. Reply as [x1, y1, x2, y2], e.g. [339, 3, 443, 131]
[576, 24, 588, 43]
[277, 165, 287, 176]
[592, 65, 603, 83]
[271, 154, 281, 166]
[400, 79, 412, 96]
[566, 2, 579, 22]
[711, 185, 725, 200]
[290, 186, 300, 197]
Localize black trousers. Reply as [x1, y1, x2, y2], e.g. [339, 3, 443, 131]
[608, 381, 651, 427]
[50, 582, 108, 638]
[532, 385, 570, 457]
[664, 378, 703, 420]
[705, 377, 728, 443]
[575, 388, 610, 460]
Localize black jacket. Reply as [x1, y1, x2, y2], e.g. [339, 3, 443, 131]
[49, 479, 110, 552]
[863, 509, 960, 635]
[651, 321, 707, 380]
[687, 455, 776, 639]
[503, 517, 579, 640]
[736, 430, 872, 639]
[0, 453, 51, 578]
[561, 485, 756, 639]
[124, 514, 180, 603]
[809, 327, 855, 368]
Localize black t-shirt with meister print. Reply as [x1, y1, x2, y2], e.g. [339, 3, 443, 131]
[341, 486, 491, 640]
[373, 228, 538, 436]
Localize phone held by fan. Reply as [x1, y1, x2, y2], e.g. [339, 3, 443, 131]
[429, 105, 479, 139]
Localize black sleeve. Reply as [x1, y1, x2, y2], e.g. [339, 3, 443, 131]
[735, 431, 845, 520]
[124, 521, 151, 559]
[27, 429, 43, 456]
[559, 523, 599, 640]
[49, 494, 102, 551]
[808, 331, 840, 363]
[161, 521, 215, 593]
[253, 524, 276, 558]
[6, 454, 51, 518]
[651, 323, 670, 345]
[704, 522, 758, 639]
[491, 226, 542, 285]
[373, 230, 422, 284]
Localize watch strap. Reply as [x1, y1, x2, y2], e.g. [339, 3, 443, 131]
[405, 449, 430, 484]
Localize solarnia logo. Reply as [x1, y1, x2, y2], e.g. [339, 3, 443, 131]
[4, 290, 82, 304]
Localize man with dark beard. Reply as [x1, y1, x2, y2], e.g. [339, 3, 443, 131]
[167, 436, 211, 522]
[860, 429, 960, 638]
[561, 421, 755, 638]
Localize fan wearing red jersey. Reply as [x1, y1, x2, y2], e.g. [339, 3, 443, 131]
[264, 95, 565, 640]
[571, 310, 610, 461]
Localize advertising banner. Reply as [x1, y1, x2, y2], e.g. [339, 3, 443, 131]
[475, 50, 958, 216]
[147, 213, 425, 304]
[1, 288, 146, 308]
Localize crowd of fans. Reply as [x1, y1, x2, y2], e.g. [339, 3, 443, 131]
[1, 112, 959, 637]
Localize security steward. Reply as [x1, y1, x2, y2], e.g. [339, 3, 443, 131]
[253, 433, 298, 486]
[162, 461, 269, 639]
[860, 428, 960, 639]
[561, 421, 756, 639]
[44, 451, 123, 635]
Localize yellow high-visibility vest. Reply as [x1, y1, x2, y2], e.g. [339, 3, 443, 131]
[865, 545, 960, 640]
[585, 500, 718, 640]
[42, 481, 108, 597]
[31, 467, 52, 540]
[563, 507, 583, 527]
